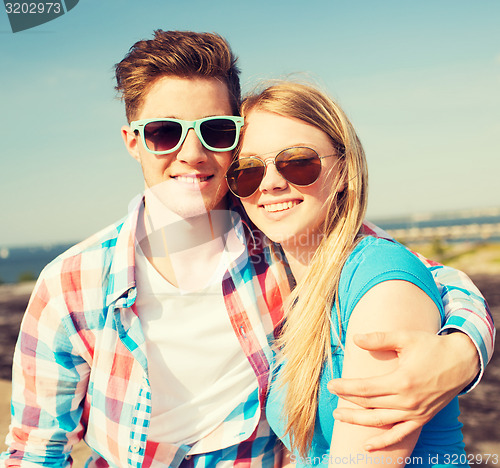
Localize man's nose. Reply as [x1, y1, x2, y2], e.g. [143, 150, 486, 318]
[176, 129, 208, 165]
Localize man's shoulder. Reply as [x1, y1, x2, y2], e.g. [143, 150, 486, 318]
[361, 220, 393, 239]
[64, 216, 128, 257]
[41, 215, 130, 280]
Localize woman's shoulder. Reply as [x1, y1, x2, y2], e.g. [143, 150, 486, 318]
[344, 235, 430, 277]
[338, 236, 442, 320]
[350, 234, 414, 256]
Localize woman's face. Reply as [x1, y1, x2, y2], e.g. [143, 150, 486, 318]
[238, 110, 342, 249]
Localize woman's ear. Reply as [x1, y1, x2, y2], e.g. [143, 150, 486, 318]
[334, 156, 348, 194]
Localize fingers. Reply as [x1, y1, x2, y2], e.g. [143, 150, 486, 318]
[362, 420, 421, 451]
[330, 392, 412, 411]
[353, 330, 413, 352]
[332, 408, 408, 427]
[328, 374, 397, 400]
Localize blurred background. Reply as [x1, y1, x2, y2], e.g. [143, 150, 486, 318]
[0, 0, 498, 465]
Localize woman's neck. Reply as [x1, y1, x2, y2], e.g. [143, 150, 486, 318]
[280, 237, 321, 284]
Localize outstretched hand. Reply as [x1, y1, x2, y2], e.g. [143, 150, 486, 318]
[328, 329, 479, 451]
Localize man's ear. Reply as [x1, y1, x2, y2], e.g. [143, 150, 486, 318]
[121, 125, 141, 163]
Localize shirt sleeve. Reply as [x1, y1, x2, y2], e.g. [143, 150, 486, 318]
[362, 221, 495, 392]
[0, 273, 91, 467]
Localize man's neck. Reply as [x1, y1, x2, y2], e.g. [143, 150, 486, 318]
[136, 194, 233, 290]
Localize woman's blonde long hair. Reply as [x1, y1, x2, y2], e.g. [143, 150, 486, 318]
[240, 82, 369, 456]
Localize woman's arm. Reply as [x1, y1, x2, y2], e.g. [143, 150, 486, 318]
[361, 221, 494, 386]
[329, 280, 441, 468]
[329, 329, 477, 450]
[328, 222, 495, 450]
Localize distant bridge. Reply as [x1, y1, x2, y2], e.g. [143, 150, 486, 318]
[388, 223, 500, 243]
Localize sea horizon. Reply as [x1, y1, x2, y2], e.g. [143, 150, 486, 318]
[1, 206, 500, 284]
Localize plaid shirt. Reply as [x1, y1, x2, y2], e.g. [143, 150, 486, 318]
[1, 199, 495, 467]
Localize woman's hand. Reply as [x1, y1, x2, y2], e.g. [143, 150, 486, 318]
[328, 329, 479, 450]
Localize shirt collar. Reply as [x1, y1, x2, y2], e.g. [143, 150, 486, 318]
[106, 195, 252, 308]
[105, 194, 143, 308]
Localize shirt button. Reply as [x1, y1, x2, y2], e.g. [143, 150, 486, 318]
[185, 454, 192, 460]
[130, 443, 141, 453]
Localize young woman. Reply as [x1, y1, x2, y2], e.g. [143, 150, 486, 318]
[225, 82, 469, 467]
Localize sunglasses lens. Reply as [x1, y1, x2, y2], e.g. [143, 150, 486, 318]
[143, 121, 182, 152]
[226, 159, 265, 198]
[201, 118, 238, 150]
[276, 148, 321, 186]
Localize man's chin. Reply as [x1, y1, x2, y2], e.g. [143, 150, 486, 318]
[146, 184, 206, 217]
[168, 202, 213, 219]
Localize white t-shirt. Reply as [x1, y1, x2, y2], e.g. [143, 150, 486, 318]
[134, 224, 257, 445]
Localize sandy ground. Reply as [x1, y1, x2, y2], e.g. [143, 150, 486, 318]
[0, 276, 499, 466]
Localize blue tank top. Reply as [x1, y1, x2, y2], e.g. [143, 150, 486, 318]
[266, 236, 468, 467]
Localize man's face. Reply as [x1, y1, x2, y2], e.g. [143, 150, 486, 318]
[122, 76, 233, 217]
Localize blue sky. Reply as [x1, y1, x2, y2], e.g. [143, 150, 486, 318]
[1, 0, 499, 246]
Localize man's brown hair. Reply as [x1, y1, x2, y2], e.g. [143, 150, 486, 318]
[115, 30, 241, 122]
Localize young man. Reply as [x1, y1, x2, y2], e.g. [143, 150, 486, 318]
[2, 30, 494, 467]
